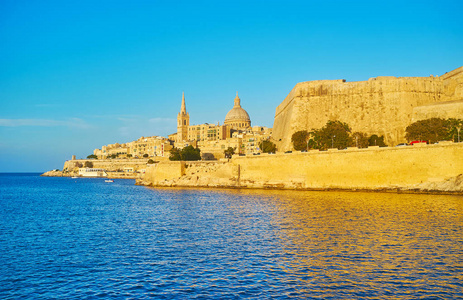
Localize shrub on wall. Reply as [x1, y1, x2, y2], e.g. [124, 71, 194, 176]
[368, 134, 387, 147]
[224, 147, 235, 158]
[351, 132, 369, 148]
[169, 146, 201, 161]
[182, 145, 201, 161]
[169, 148, 182, 161]
[445, 118, 463, 142]
[405, 118, 463, 143]
[291, 130, 309, 151]
[310, 120, 353, 150]
[260, 140, 276, 153]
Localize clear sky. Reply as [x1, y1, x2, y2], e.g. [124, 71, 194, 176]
[1, 0, 462, 172]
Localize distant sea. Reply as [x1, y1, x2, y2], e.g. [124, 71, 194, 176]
[1, 173, 462, 299]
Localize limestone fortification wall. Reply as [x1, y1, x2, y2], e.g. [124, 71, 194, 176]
[142, 160, 238, 187]
[412, 100, 463, 122]
[138, 142, 463, 193]
[63, 159, 150, 172]
[273, 66, 463, 151]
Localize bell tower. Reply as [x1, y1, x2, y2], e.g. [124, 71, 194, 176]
[177, 92, 190, 143]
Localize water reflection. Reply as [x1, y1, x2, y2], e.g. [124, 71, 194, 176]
[2, 175, 462, 299]
[212, 189, 463, 298]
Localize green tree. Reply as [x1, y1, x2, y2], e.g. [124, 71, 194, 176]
[259, 140, 276, 153]
[75, 162, 83, 168]
[84, 161, 93, 168]
[405, 118, 448, 144]
[169, 146, 201, 161]
[143, 154, 149, 158]
[351, 132, 369, 148]
[147, 159, 155, 164]
[445, 118, 463, 142]
[181, 145, 201, 161]
[127, 154, 132, 158]
[368, 134, 387, 147]
[311, 120, 352, 150]
[224, 147, 235, 158]
[87, 154, 98, 159]
[291, 130, 309, 151]
[169, 148, 182, 161]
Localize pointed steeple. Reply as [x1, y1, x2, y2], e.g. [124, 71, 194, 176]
[180, 91, 187, 114]
[177, 91, 190, 143]
[234, 91, 241, 107]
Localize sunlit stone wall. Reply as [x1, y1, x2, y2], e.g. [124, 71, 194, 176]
[63, 159, 150, 172]
[273, 67, 463, 151]
[140, 142, 463, 192]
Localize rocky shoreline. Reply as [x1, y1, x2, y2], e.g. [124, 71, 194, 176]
[41, 169, 463, 195]
[41, 170, 139, 179]
[135, 175, 463, 195]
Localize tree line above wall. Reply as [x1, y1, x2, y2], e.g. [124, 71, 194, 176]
[291, 118, 463, 151]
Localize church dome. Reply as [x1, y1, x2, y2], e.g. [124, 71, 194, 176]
[225, 107, 251, 123]
[224, 93, 251, 127]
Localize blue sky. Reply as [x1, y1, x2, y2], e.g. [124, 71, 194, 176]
[1, 0, 462, 172]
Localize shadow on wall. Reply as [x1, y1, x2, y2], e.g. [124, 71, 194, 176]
[201, 153, 217, 161]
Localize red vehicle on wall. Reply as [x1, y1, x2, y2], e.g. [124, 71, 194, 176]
[409, 140, 427, 145]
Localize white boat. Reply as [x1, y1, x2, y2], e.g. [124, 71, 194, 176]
[105, 179, 114, 183]
[71, 176, 78, 179]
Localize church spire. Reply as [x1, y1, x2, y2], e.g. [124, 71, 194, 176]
[180, 91, 187, 114]
[177, 91, 190, 143]
[234, 91, 241, 107]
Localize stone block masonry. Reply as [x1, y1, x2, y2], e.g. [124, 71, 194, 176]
[41, 158, 152, 178]
[138, 142, 463, 194]
[63, 159, 150, 173]
[272, 66, 463, 151]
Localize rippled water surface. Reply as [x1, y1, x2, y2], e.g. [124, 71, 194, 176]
[1, 173, 462, 299]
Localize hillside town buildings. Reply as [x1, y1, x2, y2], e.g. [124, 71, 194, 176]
[93, 136, 173, 159]
[172, 92, 271, 158]
[93, 92, 272, 160]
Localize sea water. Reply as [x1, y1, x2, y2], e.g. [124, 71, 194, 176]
[0, 173, 462, 299]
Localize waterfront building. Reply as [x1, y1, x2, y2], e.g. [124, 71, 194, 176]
[93, 136, 172, 159]
[127, 136, 173, 158]
[94, 143, 128, 159]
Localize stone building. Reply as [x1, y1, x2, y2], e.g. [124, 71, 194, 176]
[175, 92, 253, 146]
[224, 92, 251, 130]
[172, 92, 271, 158]
[93, 136, 172, 159]
[239, 126, 273, 155]
[176, 92, 189, 143]
[94, 143, 127, 159]
[187, 123, 230, 142]
[127, 136, 173, 158]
